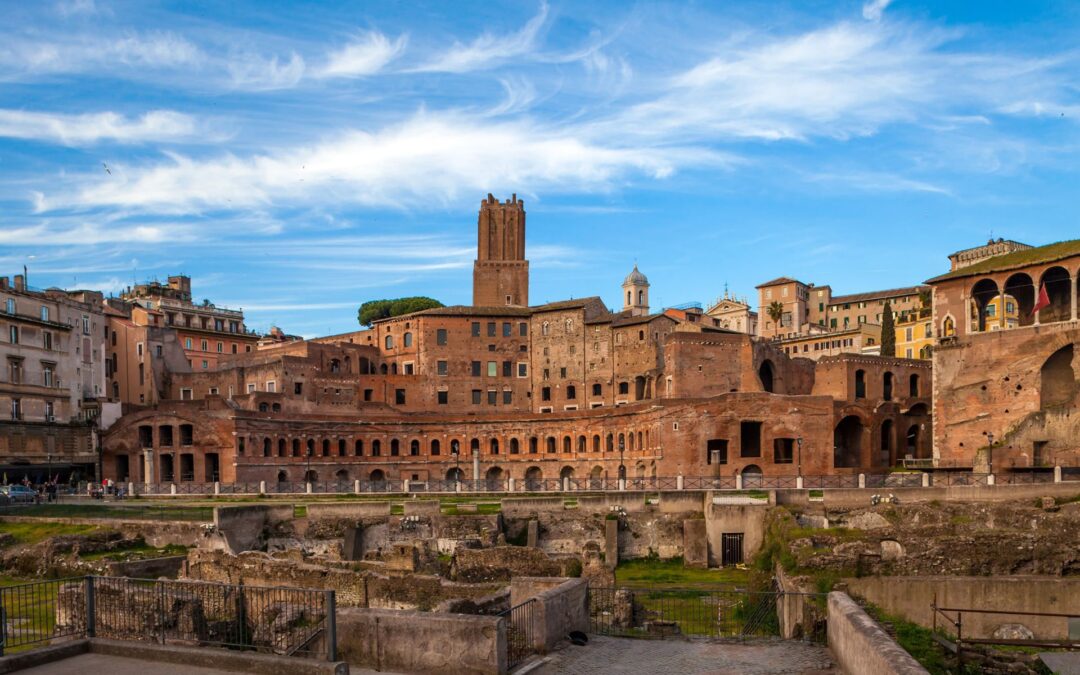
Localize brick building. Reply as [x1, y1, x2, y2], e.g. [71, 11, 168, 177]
[101, 194, 933, 486]
[928, 238, 1080, 471]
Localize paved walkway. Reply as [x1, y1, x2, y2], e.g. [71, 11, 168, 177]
[531, 636, 839, 675]
[15, 653, 247, 675]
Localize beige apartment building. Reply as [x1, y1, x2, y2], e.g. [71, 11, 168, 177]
[0, 274, 115, 480]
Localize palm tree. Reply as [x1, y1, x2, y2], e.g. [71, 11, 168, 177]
[766, 301, 785, 326]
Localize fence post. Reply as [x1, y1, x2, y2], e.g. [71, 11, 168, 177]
[354, 479, 361, 494]
[259, 480, 266, 495]
[508, 477, 515, 493]
[735, 473, 743, 491]
[306, 482, 313, 494]
[795, 475, 804, 490]
[618, 478, 626, 491]
[676, 475, 684, 490]
[325, 590, 338, 662]
[85, 576, 96, 638]
[987, 474, 995, 486]
[403, 479, 410, 493]
[127, 481, 135, 496]
[1054, 466, 1062, 483]
[170, 483, 177, 495]
[858, 473, 866, 488]
[922, 472, 930, 488]
[214, 481, 221, 495]
[563, 477, 570, 492]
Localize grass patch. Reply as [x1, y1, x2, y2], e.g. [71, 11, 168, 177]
[0, 503, 212, 522]
[861, 601, 955, 674]
[808, 489, 824, 498]
[615, 557, 750, 589]
[0, 522, 100, 546]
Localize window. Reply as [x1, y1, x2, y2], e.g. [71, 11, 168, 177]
[185, 338, 192, 350]
[363, 389, 373, 401]
[437, 360, 448, 375]
[11, 398, 21, 420]
[471, 361, 481, 376]
[542, 387, 551, 401]
[905, 327, 913, 341]
[403, 332, 413, 347]
[395, 389, 406, 405]
[740, 421, 762, 457]
[542, 321, 550, 336]
[385, 335, 394, 349]
[619, 382, 629, 395]
[592, 383, 602, 396]
[707, 439, 728, 465]
[42, 363, 54, 387]
[43, 331, 52, 350]
[404, 362, 414, 375]
[372, 440, 381, 456]
[82, 315, 90, 334]
[266, 381, 276, 393]
[209, 387, 219, 395]
[773, 438, 794, 464]
[472, 389, 482, 404]
[487, 361, 497, 377]
[519, 322, 528, 336]
[202, 360, 208, 369]
[40, 305, 49, 321]
[502, 322, 511, 337]
[503, 389, 512, 405]
[7, 358, 21, 384]
[436, 328, 447, 345]
[181, 388, 193, 400]
[4, 299, 13, 314]
[8, 325, 17, 344]
[487, 322, 496, 337]
[471, 322, 480, 337]
[247, 383, 256, 393]
[410, 440, 420, 456]
[543, 368, 550, 379]
[487, 389, 497, 405]
[854, 370, 866, 399]
[566, 385, 576, 400]
[217, 342, 223, 353]
[180, 424, 194, 445]
[437, 390, 448, 405]
[201, 339, 208, 351]
[560, 367, 567, 378]
[502, 361, 511, 377]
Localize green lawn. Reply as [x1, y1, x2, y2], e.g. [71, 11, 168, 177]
[615, 557, 750, 589]
[78, 542, 188, 562]
[0, 503, 213, 521]
[0, 575, 77, 654]
[0, 521, 100, 546]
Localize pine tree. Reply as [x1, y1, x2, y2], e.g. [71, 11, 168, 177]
[880, 300, 896, 357]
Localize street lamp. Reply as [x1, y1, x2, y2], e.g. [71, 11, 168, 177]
[986, 432, 994, 476]
[305, 442, 313, 485]
[452, 440, 460, 486]
[796, 437, 803, 478]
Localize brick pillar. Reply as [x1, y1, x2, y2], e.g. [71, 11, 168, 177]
[998, 290, 1006, 329]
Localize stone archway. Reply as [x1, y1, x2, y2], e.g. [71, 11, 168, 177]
[834, 416, 864, 468]
[758, 360, 775, 393]
[589, 466, 604, 489]
[485, 466, 504, 490]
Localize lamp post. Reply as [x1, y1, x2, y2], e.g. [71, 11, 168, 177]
[796, 437, 803, 478]
[305, 442, 313, 485]
[452, 441, 460, 486]
[986, 432, 994, 476]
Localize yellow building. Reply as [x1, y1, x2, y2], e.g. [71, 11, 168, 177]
[895, 308, 933, 359]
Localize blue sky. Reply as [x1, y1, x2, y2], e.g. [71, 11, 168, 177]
[1, 0, 1078, 337]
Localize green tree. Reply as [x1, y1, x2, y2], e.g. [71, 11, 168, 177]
[766, 301, 785, 326]
[358, 296, 444, 326]
[880, 300, 896, 357]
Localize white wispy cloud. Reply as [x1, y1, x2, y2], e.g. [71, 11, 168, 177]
[412, 1, 549, 73]
[0, 31, 203, 75]
[41, 111, 712, 213]
[227, 51, 306, 90]
[0, 222, 194, 246]
[318, 31, 407, 78]
[56, 0, 100, 18]
[0, 109, 197, 145]
[862, 0, 893, 22]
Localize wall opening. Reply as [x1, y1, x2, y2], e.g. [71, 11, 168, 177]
[1040, 344, 1076, 410]
[740, 421, 762, 458]
[833, 416, 863, 468]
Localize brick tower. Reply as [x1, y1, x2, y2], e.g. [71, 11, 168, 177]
[473, 194, 529, 307]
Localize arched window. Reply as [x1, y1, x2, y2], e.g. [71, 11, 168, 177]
[384, 335, 394, 349]
[470, 438, 480, 454]
[638, 330, 645, 341]
[510, 438, 520, 454]
[942, 316, 955, 337]
[338, 439, 346, 456]
[451, 439, 460, 455]
[431, 439, 440, 456]
[354, 439, 363, 456]
[403, 332, 413, 347]
[529, 437, 538, 454]
[390, 439, 400, 456]
[909, 373, 920, 397]
[883, 372, 893, 401]
[490, 438, 499, 454]
[628, 432, 635, 451]
[322, 439, 330, 456]
[618, 433, 625, 451]
[593, 435, 600, 452]
[546, 436, 556, 453]
[292, 439, 301, 456]
[410, 439, 419, 456]
[637, 290, 644, 304]
[272, 403, 281, 412]
[563, 436, 572, 453]
[578, 435, 586, 452]
[606, 433, 614, 452]
[371, 439, 381, 456]
[855, 370, 866, 399]
[263, 438, 271, 457]
[626, 291, 631, 305]
[258, 402, 269, 413]
[329, 359, 341, 373]
[278, 438, 286, 457]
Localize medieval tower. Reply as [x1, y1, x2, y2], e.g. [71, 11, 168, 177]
[473, 194, 529, 307]
[622, 264, 650, 316]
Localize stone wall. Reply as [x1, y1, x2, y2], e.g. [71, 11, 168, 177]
[509, 577, 589, 653]
[210, 504, 294, 554]
[337, 608, 506, 675]
[704, 503, 767, 567]
[827, 591, 928, 675]
[845, 576, 1080, 640]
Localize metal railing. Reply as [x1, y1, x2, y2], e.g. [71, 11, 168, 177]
[0, 576, 336, 661]
[587, 586, 824, 641]
[85, 469, 1080, 499]
[931, 600, 1080, 667]
[499, 598, 538, 668]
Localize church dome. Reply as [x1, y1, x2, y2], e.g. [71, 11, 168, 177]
[623, 265, 649, 286]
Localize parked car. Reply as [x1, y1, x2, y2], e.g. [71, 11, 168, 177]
[0, 485, 38, 504]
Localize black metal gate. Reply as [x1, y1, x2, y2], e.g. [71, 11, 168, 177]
[588, 586, 785, 639]
[721, 533, 744, 566]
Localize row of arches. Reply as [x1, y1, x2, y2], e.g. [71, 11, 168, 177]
[966, 267, 1077, 334]
[276, 462, 652, 486]
[246, 430, 655, 461]
[834, 404, 930, 468]
[854, 370, 921, 400]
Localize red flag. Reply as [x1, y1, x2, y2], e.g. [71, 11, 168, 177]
[1032, 283, 1051, 316]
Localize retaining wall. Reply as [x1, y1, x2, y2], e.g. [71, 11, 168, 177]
[827, 591, 928, 675]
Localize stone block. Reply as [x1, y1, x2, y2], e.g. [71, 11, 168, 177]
[604, 518, 618, 570]
[527, 520, 538, 548]
[342, 527, 363, 561]
[682, 519, 708, 568]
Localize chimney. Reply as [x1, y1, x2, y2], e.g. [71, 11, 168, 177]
[0, 277, 8, 290]
[14, 275, 24, 291]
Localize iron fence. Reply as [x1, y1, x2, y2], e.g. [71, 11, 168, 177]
[0, 576, 336, 661]
[801, 475, 860, 489]
[994, 471, 1056, 485]
[587, 586, 823, 641]
[499, 598, 538, 668]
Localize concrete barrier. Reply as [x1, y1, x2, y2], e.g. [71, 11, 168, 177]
[337, 607, 506, 675]
[827, 592, 928, 675]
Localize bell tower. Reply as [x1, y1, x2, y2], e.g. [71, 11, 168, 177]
[473, 194, 529, 307]
[622, 265, 650, 316]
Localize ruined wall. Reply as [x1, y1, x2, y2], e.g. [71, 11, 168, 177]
[827, 592, 929, 675]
